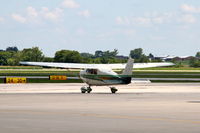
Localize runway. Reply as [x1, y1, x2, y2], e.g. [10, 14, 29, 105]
[0, 83, 200, 133]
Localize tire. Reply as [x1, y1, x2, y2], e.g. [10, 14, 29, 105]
[81, 90, 86, 93]
[111, 90, 116, 93]
[81, 87, 87, 93]
[110, 87, 117, 93]
[87, 87, 92, 93]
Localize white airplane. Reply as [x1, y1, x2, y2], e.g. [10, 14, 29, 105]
[20, 58, 174, 93]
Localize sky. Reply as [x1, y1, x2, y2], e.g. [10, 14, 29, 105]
[0, 0, 200, 57]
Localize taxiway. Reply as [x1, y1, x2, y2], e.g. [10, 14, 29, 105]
[0, 83, 200, 133]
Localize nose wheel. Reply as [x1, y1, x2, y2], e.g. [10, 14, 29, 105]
[110, 87, 118, 93]
[81, 86, 92, 93]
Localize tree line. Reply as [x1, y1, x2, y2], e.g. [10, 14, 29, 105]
[189, 52, 200, 67]
[0, 46, 200, 67]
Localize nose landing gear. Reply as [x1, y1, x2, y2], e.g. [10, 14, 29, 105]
[110, 87, 118, 93]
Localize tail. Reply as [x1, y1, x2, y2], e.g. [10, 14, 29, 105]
[122, 57, 134, 76]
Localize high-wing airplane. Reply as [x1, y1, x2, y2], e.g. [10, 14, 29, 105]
[20, 58, 174, 93]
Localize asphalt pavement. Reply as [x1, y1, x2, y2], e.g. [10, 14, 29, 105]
[0, 83, 200, 133]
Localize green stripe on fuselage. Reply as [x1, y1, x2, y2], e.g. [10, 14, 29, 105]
[81, 74, 131, 82]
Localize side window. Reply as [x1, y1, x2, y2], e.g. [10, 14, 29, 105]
[86, 69, 97, 74]
[93, 69, 97, 74]
[86, 69, 92, 74]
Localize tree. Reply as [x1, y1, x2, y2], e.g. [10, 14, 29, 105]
[0, 51, 20, 65]
[140, 55, 149, 63]
[0, 52, 10, 65]
[54, 50, 82, 63]
[6, 46, 18, 52]
[43, 57, 54, 62]
[21, 47, 44, 61]
[148, 53, 154, 58]
[80, 53, 94, 58]
[189, 57, 200, 67]
[92, 58, 101, 63]
[94, 49, 118, 58]
[7, 52, 21, 65]
[103, 49, 118, 57]
[130, 48, 149, 62]
[130, 48, 143, 59]
[80, 53, 94, 63]
[196, 52, 200, 58]
[100, 57, 109, 63]
[95, 50, 103, 57]
[109, 49, 118, 57]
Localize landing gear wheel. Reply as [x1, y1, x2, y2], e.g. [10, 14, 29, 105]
[81, 87, 87, 93]
[81, 86, 92, 93]
[87, 87, 92, 93]
[110, 87, 118, 93]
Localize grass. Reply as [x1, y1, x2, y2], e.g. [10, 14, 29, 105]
[27, 78, 83, 83]
[0, 78, 83, 83]
[1, 71, 200, 78]
[1, 69, 200, 76]
[132, 71, 200, 78]
[1, 67, 200, 83]
[0, 66, 42, 69]
[135, 67, 200, 70]
[0, 72, 79, 77]
[151, 80, 200, 83]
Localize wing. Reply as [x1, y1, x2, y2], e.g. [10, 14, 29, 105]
[20, 62, 101, 69]
[20, 61, 174, 69]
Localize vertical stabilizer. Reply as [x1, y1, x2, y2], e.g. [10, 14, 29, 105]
[122, 58, 134, 75]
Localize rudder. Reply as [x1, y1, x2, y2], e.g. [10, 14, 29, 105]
[122, 58, 134, 76]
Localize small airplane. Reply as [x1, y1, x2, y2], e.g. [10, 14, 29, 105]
[20, 58, 174, 93]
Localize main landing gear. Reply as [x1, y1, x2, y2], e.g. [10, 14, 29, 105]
[81, 86, 92, 93]
[80, 86, 118, 93]
[110, 87, 118, 93]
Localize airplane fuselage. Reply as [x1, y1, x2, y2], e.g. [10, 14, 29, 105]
[79, 68, 132, 86]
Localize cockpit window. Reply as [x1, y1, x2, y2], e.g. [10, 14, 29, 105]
[86, 69, 97, 74]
